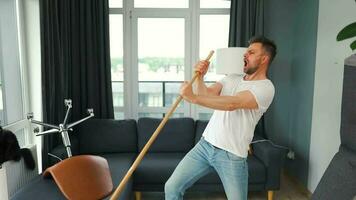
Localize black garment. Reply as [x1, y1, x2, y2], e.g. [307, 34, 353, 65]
[0, 127, 35, 170]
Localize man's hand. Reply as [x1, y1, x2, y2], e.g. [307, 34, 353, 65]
[179, 81, 196, 103]
[195, 60, 210, 77]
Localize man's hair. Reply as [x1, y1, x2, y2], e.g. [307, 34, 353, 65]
[248, 36, 277, 64]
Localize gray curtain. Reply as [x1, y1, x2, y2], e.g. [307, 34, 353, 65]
[228, 0, 266, 137]
[228, 0, 264, 47]
[40, 0, 114, 169]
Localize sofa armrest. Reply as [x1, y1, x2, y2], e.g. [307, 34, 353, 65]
[49, 136, 79, 165]
[252, 140, 287, 190]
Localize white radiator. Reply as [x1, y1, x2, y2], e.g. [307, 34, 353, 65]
[0, 144, 38, 200]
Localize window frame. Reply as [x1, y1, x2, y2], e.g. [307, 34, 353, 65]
[0, 0, 32, 147]
[109, 0, 230, 120]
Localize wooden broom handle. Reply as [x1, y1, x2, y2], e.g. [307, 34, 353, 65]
[109, 50, 214, 200]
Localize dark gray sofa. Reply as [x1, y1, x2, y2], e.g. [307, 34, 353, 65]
[12, 117, 285, 200]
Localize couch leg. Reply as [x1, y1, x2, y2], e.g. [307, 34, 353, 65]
[267, 190, 273, 200]
[135, 191, 142, 200]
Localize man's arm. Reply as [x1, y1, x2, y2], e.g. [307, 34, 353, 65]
[195, 76, 223, 96]
[180, 82, 258, 111]
[193, 91, 258, 110]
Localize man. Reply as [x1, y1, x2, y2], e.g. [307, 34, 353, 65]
[164, 36, 277, 200]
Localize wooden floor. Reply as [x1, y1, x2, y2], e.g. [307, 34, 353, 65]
[140, 173, 311, 200]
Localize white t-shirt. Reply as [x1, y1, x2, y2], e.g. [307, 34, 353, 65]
[202, 74, 275, 158]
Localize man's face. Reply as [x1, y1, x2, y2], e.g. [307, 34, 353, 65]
[243, 43, 267, 75]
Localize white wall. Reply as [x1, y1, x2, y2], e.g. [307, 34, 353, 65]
[0, 167, 9, 200]
[308, 0, 356, 192]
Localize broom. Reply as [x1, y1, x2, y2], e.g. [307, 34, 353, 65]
[110, 50, 214, 200]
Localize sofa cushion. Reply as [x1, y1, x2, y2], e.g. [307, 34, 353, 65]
[195, 120, 208, 143]
[11, 176, 65, 200]
[99, 153, 136, 185]
[99, 153, 136, 200]
[77, 119, 137, 154]
[134, 153, 185, 184]
[138, 118, 195, 153]
[247, 155, 266, 183]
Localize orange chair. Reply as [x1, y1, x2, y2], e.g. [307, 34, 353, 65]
[43, 155, 113, 200]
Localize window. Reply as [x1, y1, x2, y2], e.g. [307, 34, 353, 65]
[200, 0, 230, 8]
[137, 18, 185, 118]
[109, 14, 124, 119]
[197, 14, 230, 119]
[0, 0, 31, 147]
[109, 0, 230, 120]
[109, 0, 123, 8]
[134, 0, 188, 8]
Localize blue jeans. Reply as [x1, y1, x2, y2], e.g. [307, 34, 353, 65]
[165, 138, 248, 200]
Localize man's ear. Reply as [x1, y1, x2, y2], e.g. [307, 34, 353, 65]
[262, 55, 270, 65]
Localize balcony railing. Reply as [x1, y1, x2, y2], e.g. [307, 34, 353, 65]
[112, 80, 214, 119]
[112, 80, 184, 107]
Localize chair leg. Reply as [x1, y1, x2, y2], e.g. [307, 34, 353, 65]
[267, 190, 273, 200]
[135, 191, 141, 200]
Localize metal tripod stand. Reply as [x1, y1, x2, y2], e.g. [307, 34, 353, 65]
[27, 99, 94, 158]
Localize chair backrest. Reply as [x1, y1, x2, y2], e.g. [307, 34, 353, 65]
[43, 155, 113, 200]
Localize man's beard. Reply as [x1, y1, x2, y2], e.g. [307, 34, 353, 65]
[245, 65, 259, 75]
